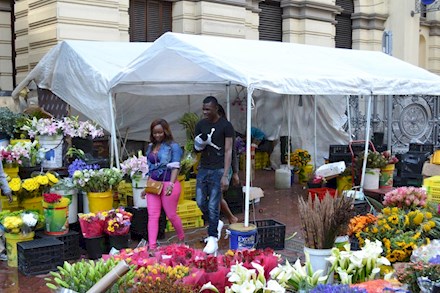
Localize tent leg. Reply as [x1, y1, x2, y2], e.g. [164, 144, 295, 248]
[359, 94, 373, 193]
[109, 93, 120, 168]
[244, 86, 255, 227]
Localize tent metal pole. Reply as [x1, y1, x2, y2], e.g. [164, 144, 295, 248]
[387, 95, 393, 151]
[244, 86, 254, 227]
[287, 96, 291, 169]
[359, 94, 372, 193]
[109, 93, 120, 169]
[346, 95, 353, 142]
[314, 95, 317, 168]
[226, 84, 230, 120]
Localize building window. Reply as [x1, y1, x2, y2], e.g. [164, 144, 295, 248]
[129, 0, 172, 42]
[259, 1, 282, 42]
[335, 0, 354, 49]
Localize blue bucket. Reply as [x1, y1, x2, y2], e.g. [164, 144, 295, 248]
[229, 223, 258, 250]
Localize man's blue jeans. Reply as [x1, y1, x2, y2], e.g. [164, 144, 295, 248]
[196, 167, 223, 238]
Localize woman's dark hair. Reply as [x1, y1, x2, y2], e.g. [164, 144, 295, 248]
[149, 118, 174, 144]
[218, 104, 226, 118]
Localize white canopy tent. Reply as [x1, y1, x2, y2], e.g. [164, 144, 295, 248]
[13, 32, 440, 227]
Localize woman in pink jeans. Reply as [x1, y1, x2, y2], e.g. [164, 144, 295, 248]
[142, 119, 184, 251]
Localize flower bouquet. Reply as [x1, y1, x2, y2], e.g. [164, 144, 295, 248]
[42, 192, 70, 207]
[0, 209, 42, 234]
[290, 149, 311, 171]
[78, 212, 106, 238]
[381, 150, 399, 165]
[104, 208, 132, 236]
[8, 171, 59, 203]
[67, 158, 100, 177]
[13, 141, 45, 167]
[383, 186, 427, 210]
[72, 168, 123, 193]
[120, 153, 148, 179]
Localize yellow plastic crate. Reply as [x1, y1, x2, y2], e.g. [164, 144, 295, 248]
[240, 152, 269, 170]
[1, 196, 21, 211]
[166, 216, 204, 232]
[424, 176, 440, 187]
[182, 180, 196, 200]
[176, 200, 203, 218]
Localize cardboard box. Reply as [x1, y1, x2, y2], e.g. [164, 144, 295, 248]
[422, 162, 440, 177]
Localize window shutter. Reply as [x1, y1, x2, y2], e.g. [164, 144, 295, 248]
[259, 1, 282, 42]
[335, 0, 354, 49]
[130, 0, 172, 42]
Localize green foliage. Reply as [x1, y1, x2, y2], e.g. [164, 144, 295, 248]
[0, 107, 21, 137]
[45, 258, 137, 293]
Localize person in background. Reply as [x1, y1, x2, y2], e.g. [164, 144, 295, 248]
[142, 119, 184, 252]
[0, 160, 13, 261]
[194, 96, 234, 254]
[217, 104, 239, 224]
[249, 127, 276, 171]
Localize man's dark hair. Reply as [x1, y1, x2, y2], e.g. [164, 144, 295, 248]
[203, 96, 218, 105]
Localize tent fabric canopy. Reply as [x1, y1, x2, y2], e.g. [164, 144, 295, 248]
[13, 33, 440, 140]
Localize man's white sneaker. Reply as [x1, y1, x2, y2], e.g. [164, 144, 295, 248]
[203, 236, 218, 254]
[217, 220, 224, 240]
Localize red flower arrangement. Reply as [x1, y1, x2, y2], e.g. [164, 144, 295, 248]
[78, 212, 106, 238]
[43, 193, 62, 203]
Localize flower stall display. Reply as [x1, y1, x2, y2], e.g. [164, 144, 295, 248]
[72, 168, 123, 213]
[355, 151, 388, 190]
[121, 153, 148, 207]
[353, 205, 440, 263]
[326, 239, 391, 285]
[0, 209, 42, 267]
[383, 187, 427, 210]
[290, 149, 312, 184]
[42, 193, 70, 235]
[21, 116, 104, 168]
[104, 208, 132, 250]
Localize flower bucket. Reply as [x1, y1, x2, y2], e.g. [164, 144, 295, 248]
[336, 175, 353, 194]
[20, 196, 43, 214]
[82, 192, 90, 213]
[5, 231, 35, 267]
[379, 164, 395, 188]
[335, 235, 349, 251]
[84, 236, 105, 259]
[298, 164, 313, 185]
[363, 168, 380, 190]
[38, 135, 64, 169]
[228, 223, 258, 250]
[43, 202, 69, 235]
[108, 234, 130, 250]
[51, 188, 78, 224]
[88, 190, 113, 213]
[10, 139, 31, 146]
[131, 175, 147, 208]
[304, 246, 333, 279]
[3, 164, 19, 178]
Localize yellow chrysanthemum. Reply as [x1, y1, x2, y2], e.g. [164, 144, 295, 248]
[8, 178, 21, 192]
[429, 220, 436, 228]
[413, 212, 424, 225]
[35, 175, 49, 185]
[423, 224, 432, 232]
[382, 207, 391, 216]
[46, 172, 58, 183]
[22, 178, 39, 191]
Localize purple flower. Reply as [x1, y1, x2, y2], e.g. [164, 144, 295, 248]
[235, 136, 246, 154]
[311, 284, 367, 293]
[68, 159, 99, 177]
[430, 255, 440, 264]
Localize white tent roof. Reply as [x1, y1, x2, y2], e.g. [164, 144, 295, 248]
[112, 32, 440, 96]
[13, 33, 440, 138]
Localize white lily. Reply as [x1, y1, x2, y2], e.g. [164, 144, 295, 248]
[200, 281, 220, 293]
[240, 280, 256, 293]
[266, 280, 286, 293]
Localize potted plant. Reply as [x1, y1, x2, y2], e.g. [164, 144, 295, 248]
[50, 177, 78, 224]
[356, 151, 387, 190]
[379, 150, 399, 188]
[72, 167, 123, 213]
[0, 209, 42, 267]
[42, 192, 70, 235]
[0, 107, 21, 142]
[290, 149, 312, 184]
[120, 152, 148, 208]
[298, 192, 355, 275]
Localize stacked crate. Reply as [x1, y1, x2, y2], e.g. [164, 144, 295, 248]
[239, 152, 269, 170]
[424, 176, 440, 204]
[166, 200, 204, 232]
[181, 179, 197, 201]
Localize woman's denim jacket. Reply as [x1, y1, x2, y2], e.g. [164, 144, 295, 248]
[145, 142, 182, 180]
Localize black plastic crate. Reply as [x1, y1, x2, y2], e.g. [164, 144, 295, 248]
[18, 238, 64, 276]
[409, 143, 434, 154]
[35, 230, 80, 261]
[126, 207, 148, 238]
[252, 219, 286, 250]
[329, 153, 352, 163]
[396, 174, 424, 187]
[329, 145, 349, 154]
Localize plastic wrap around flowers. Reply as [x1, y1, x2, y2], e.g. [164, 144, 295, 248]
[0, 210, 41, 234]
[104, 208, 132, 236]
[78, 212, 106, 238]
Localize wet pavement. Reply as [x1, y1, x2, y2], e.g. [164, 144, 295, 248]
[0, 169, 307, 292]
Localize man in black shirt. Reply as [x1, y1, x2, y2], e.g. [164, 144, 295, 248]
[194, 96, 234, 254]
